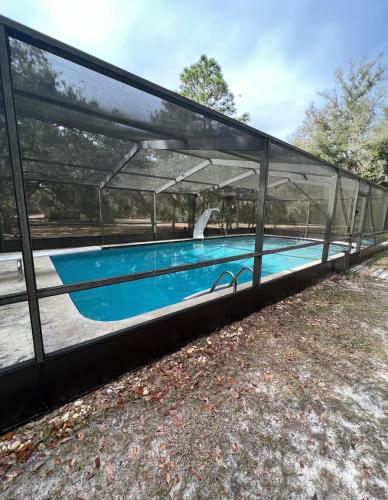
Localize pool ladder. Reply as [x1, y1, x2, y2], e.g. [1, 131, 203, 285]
[210, 266, 253, 293]
[184, 266, 253, 301]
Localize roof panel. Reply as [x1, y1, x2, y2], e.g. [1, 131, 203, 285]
[121, 150, 201, 179]
[185, 164, 248, 185]
[107, 173, 170, 191]
[22, 159, 106, 186]
[10, 37, 250, 143]
[165, 180, 211, 194]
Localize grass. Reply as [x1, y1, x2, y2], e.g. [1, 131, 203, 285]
[0, 250, 387, 498]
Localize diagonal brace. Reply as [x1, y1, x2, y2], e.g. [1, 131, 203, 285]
[100, 143, 140, 189]
[155, 160, 210, 194]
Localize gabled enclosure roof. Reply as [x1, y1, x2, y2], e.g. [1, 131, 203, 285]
[0, 14, 387, 202]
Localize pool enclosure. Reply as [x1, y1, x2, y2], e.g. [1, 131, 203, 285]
[1, 15, 388, 432]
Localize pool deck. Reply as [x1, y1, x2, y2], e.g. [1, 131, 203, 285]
[0, 238, 346, 369]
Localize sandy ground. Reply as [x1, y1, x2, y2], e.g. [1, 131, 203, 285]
[0, 250, 387, 499]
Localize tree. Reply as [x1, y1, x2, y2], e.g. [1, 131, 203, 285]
[1, 40, 137, 242]
[291, 57, 388, 183]
[179, 55, 250, 123]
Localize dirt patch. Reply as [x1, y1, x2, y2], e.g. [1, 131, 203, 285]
[365, 250, 388, 269]
[1, 252, 387, 498]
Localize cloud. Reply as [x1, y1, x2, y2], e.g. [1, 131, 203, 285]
[225, 30, 325, 139]
[24, 0, 142, 61]
[0, 0, 386, 141]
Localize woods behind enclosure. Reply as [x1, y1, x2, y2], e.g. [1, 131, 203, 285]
[290, 57, 388, 184]
[180, 54, 387, 185]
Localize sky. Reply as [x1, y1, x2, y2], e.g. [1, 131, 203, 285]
[1, 0, 387, 140]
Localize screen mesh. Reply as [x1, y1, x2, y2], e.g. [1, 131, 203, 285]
[266, 143, 334, 239]
[0, 93, 28, 295]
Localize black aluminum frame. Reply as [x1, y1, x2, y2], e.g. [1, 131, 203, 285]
[0, 15, 388, 432]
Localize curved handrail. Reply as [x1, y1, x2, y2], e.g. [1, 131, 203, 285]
[186, 266, 253, 299]
[209, 270, 236, 293]
[233, 266, 253, 292]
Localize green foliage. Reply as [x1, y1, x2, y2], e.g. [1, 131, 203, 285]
[291, 56, 388, 183]
[179, 55, 250, 123]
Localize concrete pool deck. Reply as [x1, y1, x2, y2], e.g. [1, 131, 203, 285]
[0, 244, 346, 369]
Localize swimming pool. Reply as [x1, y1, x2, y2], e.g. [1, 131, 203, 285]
[51, 236, 345, 321]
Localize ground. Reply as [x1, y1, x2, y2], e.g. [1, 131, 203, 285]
[1, 251, 387, 499]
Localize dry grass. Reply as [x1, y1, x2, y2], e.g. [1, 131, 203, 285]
[1, 251, 387, 499]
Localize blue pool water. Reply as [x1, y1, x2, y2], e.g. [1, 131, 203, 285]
[51, 236, 345, 321]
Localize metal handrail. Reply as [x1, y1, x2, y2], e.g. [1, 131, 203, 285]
[209, 270, 236, 293]
[233, 266, 253, 292]
[210, 266, 254, 295]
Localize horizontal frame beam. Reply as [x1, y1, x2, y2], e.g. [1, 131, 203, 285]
[155, 160, 210, 194]
[15, 88, 182, 141]
[217, 170, 256, 188]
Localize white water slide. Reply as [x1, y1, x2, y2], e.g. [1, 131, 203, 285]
[193, 208, 220, 239]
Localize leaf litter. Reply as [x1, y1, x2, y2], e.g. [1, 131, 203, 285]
[0, 251, 387, 498]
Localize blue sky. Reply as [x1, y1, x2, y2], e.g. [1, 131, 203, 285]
[1, 0, 387, 140]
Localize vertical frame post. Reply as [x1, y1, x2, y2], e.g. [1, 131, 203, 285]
[0, 216, 5, 252]
[380, 192, 388, 234]
[252, 138, 270, 286]
[0, 25, 44, 362]
[192, 194, 197, 228]
[322, 171, 339, 262]
[304, 200, 311, 238]
[152, 192, 157, 240]
[189, 194, 196, 233]
[346, 180, 360, 259]
[98, 188, 104, 245]
[356, 184, 371, 252]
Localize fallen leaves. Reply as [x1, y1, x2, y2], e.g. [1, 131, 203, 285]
[31, 459, 46, 472]
[1, 270, 385, 497]
[209, 447, 227, 468]
[231, 441, 240, 453]
[129, 446, 139, 461]
[77, 432, 85, 442]
[201, 402, 220, 413]
[64, 458, 74, 475]
[15, 441, 36, 464]
[105, 462, 114, 483]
